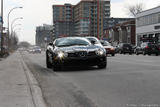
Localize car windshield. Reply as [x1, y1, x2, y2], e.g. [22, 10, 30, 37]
[86, 37, 100, 44]
[101, 41, 111, 46]
[55, 38, 90, 47]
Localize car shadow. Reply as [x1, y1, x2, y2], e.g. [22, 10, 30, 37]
[57, 66, 100, 72]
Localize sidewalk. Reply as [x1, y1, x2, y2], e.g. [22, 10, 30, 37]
[0, 52, 36, 107]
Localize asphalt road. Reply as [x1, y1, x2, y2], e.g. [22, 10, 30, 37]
[21, 51, 160, 107]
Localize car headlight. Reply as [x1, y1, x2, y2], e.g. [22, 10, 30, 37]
[57, 51, 68, 59]
[96, 49, 105, 56]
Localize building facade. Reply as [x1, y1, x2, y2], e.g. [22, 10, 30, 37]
[104, 20, 136, 46]
[136, 6, 160, 46]
[52, 0, 110, 38]
[104, 17, 134, 30]
[36, 24, 53, 48]
[53, 4, 74, 38]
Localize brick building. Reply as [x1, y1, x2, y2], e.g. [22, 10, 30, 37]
[104, 20, 136, 46]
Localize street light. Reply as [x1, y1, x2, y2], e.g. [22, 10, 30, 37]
[7, 7, 22, 51]
[0, 0, 4, 55]
[7, 7, 23, 35]
[11, 17, 23, 31]
[13, 28, 21, 32]
[10, 17, 23, 36]
[11, 24, 21, 36]
[12, 24, 21, 30]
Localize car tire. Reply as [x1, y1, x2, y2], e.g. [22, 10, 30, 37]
[46, 53, 52, 68]
[129, 52, 132, 55]
[143, 51, 146, 55]
[98, 63, 107, 69]
[136, 51, 139, 55]
[156, 53, 159, 56]
[111, 54, 115, 56]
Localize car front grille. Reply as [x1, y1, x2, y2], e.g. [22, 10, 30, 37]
[68, 51, 96, 57]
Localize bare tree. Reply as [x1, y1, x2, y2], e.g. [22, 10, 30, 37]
[126, 3, 145, 17]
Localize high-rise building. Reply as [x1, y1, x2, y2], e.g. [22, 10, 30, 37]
[36, 24, 53, 48]
[52, 4, 74, 38]
[52, 0, 110, 39]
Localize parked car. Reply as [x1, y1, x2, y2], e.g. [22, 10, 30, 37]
[134, 46, 143, 55]
[46, 37, 107, 71]
[138, 42, 160, 56]
[85, 37, 103, 47]
[100, 40, 115, 56]
[114, 45, 120, 53]
[28, 46, 41, 54]
[157, 43, 160, 54]
[118, 43, 133, 54]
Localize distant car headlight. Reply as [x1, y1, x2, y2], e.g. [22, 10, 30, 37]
[96, 49, 105, 56]
[57, 51, 68, 59]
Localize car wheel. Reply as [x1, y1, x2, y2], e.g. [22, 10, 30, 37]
[136, 51, 139, 55]
[119, 50, 122, 54]
[98, 63, 107, 69]
[129, 52, 132, 55]
[53, 65, 61, 71]
[148, 53, 151, 56]
[143, 51, 146, 55]
[46, 53, 52, 68]
[156, 53, 159, 56]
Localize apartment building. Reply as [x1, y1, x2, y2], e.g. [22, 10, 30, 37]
[36, 24, 53, 48]
[52, 4, 74, 38]
[52, 0, 110, 38]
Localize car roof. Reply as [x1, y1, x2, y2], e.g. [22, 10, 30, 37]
[54, 37, 91, 43]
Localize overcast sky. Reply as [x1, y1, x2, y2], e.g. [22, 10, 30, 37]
[1, 0, 160, 44]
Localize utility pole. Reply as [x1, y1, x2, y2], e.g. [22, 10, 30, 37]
[1, 0, 3, 56]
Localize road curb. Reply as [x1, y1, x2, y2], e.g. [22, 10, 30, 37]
[20, 54, 47, 107]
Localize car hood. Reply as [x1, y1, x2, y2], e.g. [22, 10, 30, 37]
[55, 45, 103, 53]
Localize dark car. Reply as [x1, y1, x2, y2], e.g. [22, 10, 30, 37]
[118, 43, 133, 54]
[138, 42, 160, 56]
[135, 46, 143, 55]
[100, 40, 115, 56]
[157, 43, 160, 54]
[46, 37, 107, 71]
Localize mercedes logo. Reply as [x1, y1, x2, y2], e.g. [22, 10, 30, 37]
[79, 52, 86, 57]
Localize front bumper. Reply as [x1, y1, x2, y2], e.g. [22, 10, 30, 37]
[53, 56, 106, 67]
[105, 48, 115, 54]
[123, 49, 132, 53]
